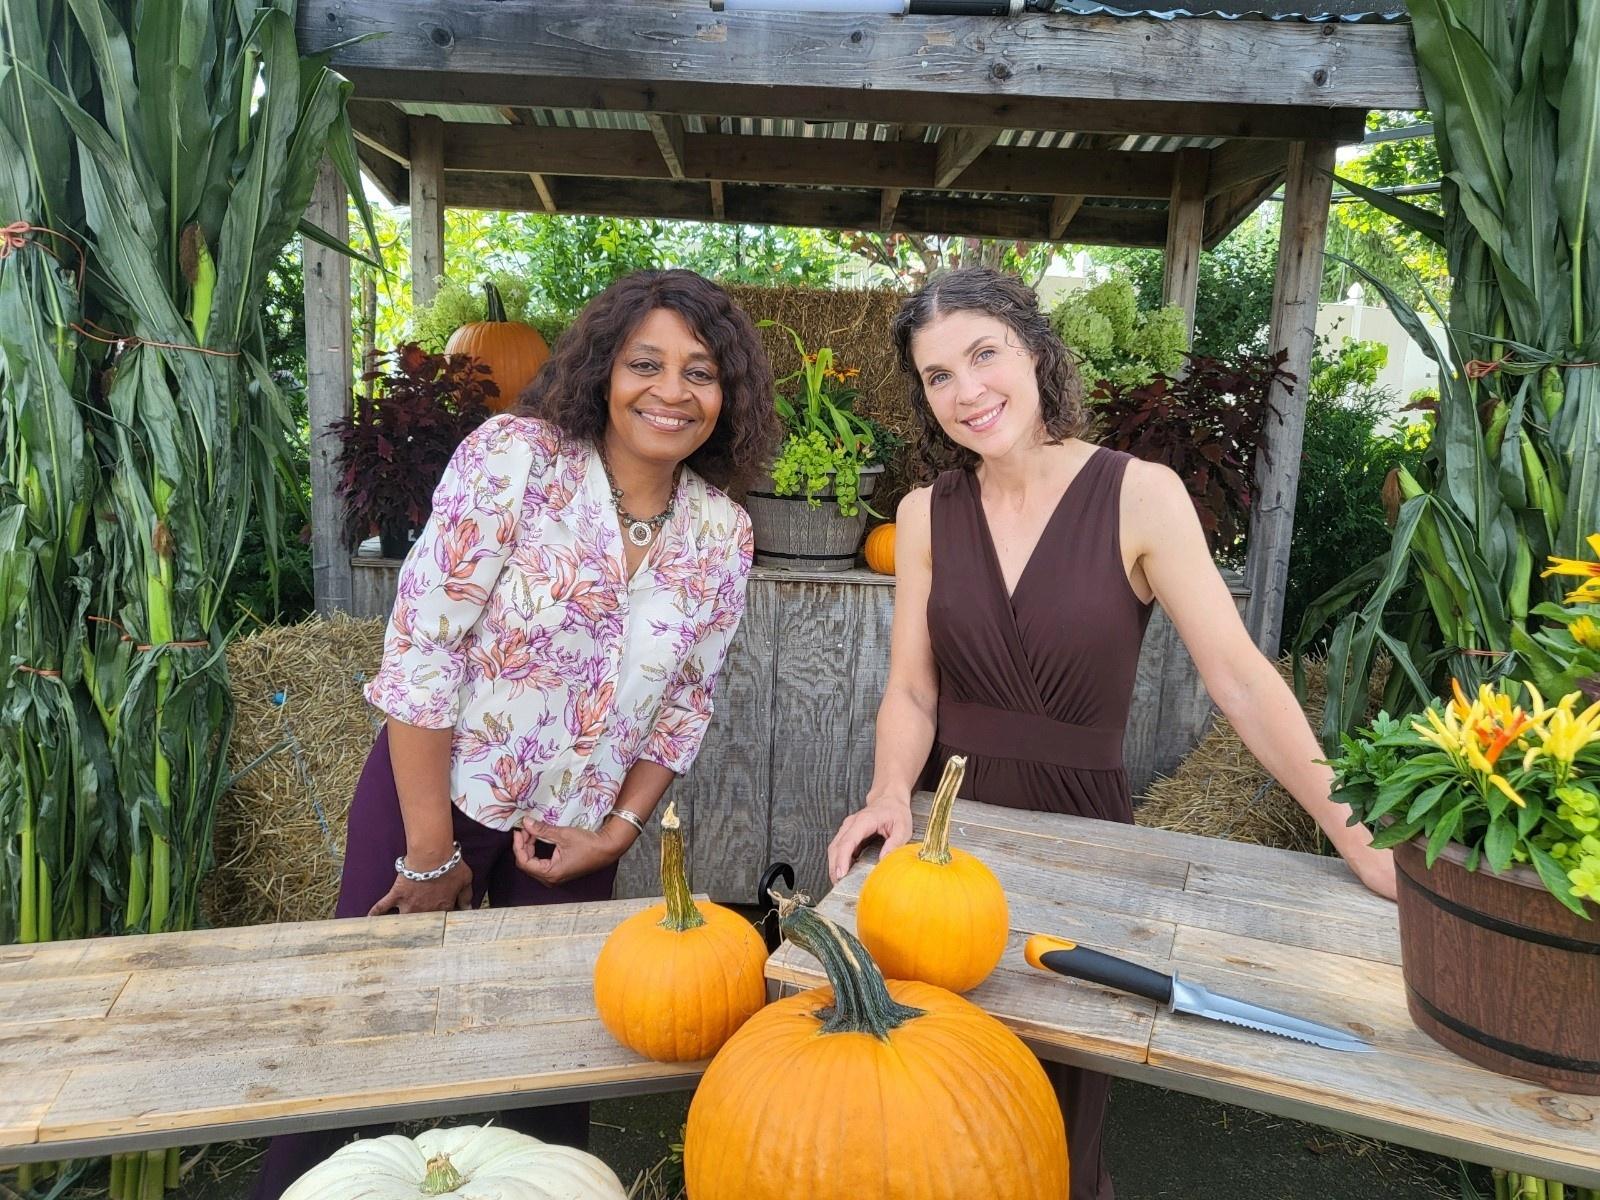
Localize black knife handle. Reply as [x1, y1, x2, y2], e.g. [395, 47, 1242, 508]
[1025, 936, 1175, 1006]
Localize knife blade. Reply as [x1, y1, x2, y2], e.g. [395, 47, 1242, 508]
[1023, 934, 1373, 1053]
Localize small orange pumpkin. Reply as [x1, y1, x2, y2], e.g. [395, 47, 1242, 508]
[444, 281, 550, 413]
[684, 894, 1067, 1199]
[863, 522, 896, 574]
[855, 754, 1009, 993]
[592, 803, 767, 1062]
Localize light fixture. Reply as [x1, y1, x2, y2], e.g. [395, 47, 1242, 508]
[710, 1, 1027, 14]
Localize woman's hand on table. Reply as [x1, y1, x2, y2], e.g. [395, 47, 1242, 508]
[1340, 838, 1397, 901]
[514, 818, 629, 886]
[827, 795, 914, 885]
[368, 854, 473, 915]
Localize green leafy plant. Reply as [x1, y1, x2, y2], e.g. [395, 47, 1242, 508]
[1050, 275, 1190, 391]
[1305, 0, 1600, 749]
[762, 321, 884, 517]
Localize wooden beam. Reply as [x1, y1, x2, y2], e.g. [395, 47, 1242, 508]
[444, 173, 1169, 245]
[880, 187, 903, 233]
[1204, 172, 1284, 249]
[1162, 147, 1209, 340]
[1244, 141, 1337, 657]
[408, 115, 445, 309]
[348, 98, 410, 163]
[355, 140, 407, 206]
[303, 160, 355, 617]
[1207, 139, 1292, 197]
[935, 128, 999, 189]
[529, 173, 558, 213]
[442, 123, 1176, 198]
[303, 2, 1422, 121]
[1048, 195, 1084, 241]
[645, 113, 687, 180]
[709, 179, 725, 220]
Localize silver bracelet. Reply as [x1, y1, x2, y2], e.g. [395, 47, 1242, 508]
[606, 808, 646, 836]
[394, 842, 462, 882]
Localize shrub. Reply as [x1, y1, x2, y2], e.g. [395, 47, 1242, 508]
[1051, 276, 1189, 391]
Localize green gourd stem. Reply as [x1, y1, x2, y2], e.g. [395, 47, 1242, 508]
[483, 280, 508, 324]
[775, 892, 923, 1040]
[918, 754, 967, 866]
[422, 1153, 466, 1196]
[658, 801, 704, 932]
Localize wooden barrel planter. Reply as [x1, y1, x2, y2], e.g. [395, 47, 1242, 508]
[1393, 836, 1600, 1094]
[746, 465, 882, 571]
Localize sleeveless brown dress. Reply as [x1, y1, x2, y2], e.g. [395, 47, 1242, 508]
[926, 447, 1152, 1200]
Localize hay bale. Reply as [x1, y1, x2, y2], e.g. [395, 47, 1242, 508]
[1136, 657, 1390, 855]
[206, 615, 387, 928]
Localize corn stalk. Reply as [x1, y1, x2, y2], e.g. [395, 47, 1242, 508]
[1297, 0, 1600, 744]
[1, 0, 370, 1190]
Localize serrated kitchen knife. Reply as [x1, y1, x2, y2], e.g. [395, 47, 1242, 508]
[1023, 934, 1373, 1053]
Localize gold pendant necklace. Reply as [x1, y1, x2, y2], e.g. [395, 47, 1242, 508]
[599, 445, 679, 547]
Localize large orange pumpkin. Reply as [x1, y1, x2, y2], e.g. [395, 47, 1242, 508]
[684, 895, 1067, 1199]
[592, 803, 767, 1062]
[856, 754, 1009, 992]
[863, 522, 895, 574]
[444, 282, 550, 413]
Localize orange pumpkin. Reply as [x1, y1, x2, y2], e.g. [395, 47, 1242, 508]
[863, 522, 895, 574]
[684, 894, 1067, 1199]
[592, 803, 767, 1062]
[444, 282, 550, 413]
[856, 754, 1009, 993]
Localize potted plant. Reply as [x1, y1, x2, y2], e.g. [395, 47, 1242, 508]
[1326, 537, 1600, 1092]
[329, 344, 496, 558]
[748, 321, 891, 571]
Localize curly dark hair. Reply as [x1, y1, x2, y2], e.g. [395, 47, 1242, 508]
[516, 269, 778, 494]
[891, 266, 1088, 481]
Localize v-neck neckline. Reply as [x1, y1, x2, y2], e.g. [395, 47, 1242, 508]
[968, 446, 1104, 607]
[590, 444, 681, 586]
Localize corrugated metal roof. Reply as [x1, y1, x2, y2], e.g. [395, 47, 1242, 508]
[1046, 1, 1404, 20]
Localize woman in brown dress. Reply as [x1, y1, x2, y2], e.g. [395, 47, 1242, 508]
[827, 267, 1395, 1200]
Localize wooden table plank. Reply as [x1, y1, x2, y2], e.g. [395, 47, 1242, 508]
[0, 897, 690, 1164]
[765, 794, 1600, 1187]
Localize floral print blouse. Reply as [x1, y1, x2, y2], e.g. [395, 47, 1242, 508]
[365, 414, 753, 832]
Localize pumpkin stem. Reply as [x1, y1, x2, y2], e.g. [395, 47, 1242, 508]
[918, 754, 966, 865]
[658, 802, 705, 932]
[775, 892, 924, 1040]
[482, 279, 508, 324]
[421, 1153, 465, 1195]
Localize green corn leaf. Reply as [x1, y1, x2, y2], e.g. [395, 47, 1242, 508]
[1406, 0, 1513, 218]
[1330, 172, 1447, 247]
[1555, 0, 1600, 350]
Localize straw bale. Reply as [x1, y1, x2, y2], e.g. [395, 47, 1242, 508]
[206, 615, 387, 928]
[1136, 657, 1389, 855]
[724, 285, 920, 507]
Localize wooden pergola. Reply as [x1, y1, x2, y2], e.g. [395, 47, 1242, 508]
[297, 0, 1424, 656]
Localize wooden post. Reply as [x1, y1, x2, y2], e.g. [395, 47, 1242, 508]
[408, 114, 445, 309]
[303, 158, 355, 617]
[1244, 140, 1336, 657]
[1162, 147, 1208, 341]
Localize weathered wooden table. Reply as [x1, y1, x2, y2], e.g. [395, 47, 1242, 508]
[0, 898, 699, 1164]
[768, 796, 1600, 1187]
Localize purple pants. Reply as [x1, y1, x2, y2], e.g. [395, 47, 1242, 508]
[250, 726, 618, 1200]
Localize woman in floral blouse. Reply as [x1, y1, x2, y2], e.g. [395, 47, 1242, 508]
[252, 270, 776, 1200]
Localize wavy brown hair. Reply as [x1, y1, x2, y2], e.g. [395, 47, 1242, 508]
[891, 266, 1088, 481]
[516, 269, 778, 494]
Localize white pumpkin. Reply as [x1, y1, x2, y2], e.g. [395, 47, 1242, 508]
[279, 1125, 628, 1200]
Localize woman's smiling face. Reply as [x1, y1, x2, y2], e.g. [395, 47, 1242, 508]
[910, 309, 1043, 460]
[605, 307, 724, 471]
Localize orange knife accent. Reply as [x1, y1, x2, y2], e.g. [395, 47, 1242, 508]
[1023, 933, 1077, 971]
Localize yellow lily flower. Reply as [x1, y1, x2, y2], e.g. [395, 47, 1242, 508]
[1538, 698, 1600, 766]
[1543, 533, 1600, 602]
[1571, 616, 1600, 650]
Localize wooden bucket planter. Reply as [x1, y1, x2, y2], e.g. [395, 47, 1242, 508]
[746, 465, 882, 571]
[1393, 836, 1600, 1094]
